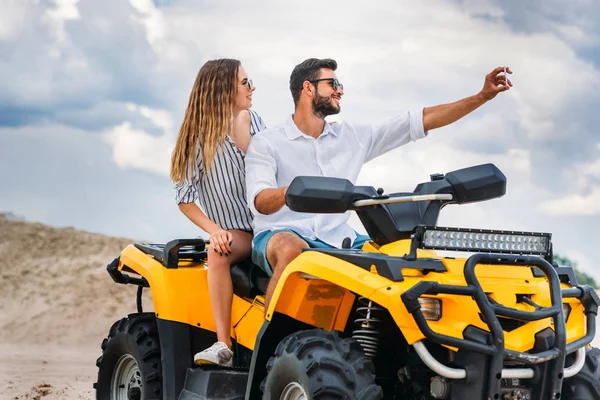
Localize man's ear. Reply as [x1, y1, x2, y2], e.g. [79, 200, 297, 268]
[303, 81, 313, 97]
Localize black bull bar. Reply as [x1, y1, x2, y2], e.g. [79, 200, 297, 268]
[401, 253, 599, 399]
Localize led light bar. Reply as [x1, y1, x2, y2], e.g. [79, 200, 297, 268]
[420, 226, 551, 256]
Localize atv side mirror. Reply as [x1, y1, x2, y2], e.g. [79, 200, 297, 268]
[286, 176, 359, 213]
[445, 163, 506, 204]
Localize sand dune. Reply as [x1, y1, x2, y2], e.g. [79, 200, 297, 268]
[0, 214, 598, 399]
[0, 215, 151, 399]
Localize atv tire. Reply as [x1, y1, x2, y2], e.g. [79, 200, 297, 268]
[563, 346, 600, 400]
[95, 313, 162, 400]
[261, 329, 383, 400]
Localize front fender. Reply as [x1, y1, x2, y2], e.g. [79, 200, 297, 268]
[266, 250, 426, 343]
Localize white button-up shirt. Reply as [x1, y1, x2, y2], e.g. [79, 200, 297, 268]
[245, 110, 427, 247]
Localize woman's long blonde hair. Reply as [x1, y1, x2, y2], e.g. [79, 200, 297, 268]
[170, 58, 240, 184]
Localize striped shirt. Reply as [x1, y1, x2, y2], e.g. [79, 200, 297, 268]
[175, 109, 266, 232]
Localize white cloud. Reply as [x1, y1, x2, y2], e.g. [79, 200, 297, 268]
[126, 103, 175, 133]
[44, 0, 80, 43]
[0, 0, 30, 40]
[580, 145, 600, 180]
[540, 143, 600, 195]
[456, 0, 600, 48]
[129, 0, 167, 45]
[357, 141, 531, 194]
[104, 104, 176, 176]
[539, 187, 600, 216]
[104, 120, 174, 176]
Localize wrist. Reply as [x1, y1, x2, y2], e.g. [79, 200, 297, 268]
[281, 186, 288, 202]
[207, 225, 223, 235]
[476, 91, 491, 103]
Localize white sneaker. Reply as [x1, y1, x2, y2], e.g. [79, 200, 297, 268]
[194, 342, 233, 366]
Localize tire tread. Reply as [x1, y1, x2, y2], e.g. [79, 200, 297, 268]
[95, 313, 162, 400]
[262, 329, 383, 400]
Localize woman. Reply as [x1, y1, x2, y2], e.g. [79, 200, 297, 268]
[170, 59, 266, 366]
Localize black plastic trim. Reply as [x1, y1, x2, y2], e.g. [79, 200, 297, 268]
[302, 248, 446, 282]
[156, 318, 254, 399]
[450, 326, 489, 397]
[135, 239, 208, 269]
[555, 266, 579, 286]
[136, 286, 143, 313]
[164, 239, 208, 268]
[245, 320, 270, 400]
[157, 318, 194, 399]
[133, 242, 164, 260]
[106, 257, 149, 287]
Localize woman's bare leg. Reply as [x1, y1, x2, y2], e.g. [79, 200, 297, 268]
[206, 230, 253, 348]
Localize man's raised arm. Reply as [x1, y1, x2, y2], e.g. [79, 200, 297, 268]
[423, 66, 512, 131]
[245, 136, 286, 216]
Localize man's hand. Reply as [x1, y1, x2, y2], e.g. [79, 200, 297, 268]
[480, 66, 513, 101]
[255, 186, 288, 215]
[423, 66, 514, 131]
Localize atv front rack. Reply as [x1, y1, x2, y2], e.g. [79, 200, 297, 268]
[401, 253, 599, 400]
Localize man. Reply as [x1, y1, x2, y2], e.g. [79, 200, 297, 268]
[245, 58, 512, 308]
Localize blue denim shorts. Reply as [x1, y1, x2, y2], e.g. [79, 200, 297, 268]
[251, 229, 370, 276]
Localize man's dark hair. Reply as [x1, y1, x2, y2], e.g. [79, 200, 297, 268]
[289, 58, 337, 105]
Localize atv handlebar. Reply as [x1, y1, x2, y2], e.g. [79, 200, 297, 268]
[352, 193, 454, 207]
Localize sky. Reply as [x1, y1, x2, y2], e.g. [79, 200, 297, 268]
[1, 0, 599, 276]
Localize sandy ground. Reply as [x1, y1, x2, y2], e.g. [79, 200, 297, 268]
[0, 344, 96, 399]
[0, 215, 151, 399]
[0, 214, 598, 399]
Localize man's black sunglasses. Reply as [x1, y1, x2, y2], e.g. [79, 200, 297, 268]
[308, 78, 344, 91]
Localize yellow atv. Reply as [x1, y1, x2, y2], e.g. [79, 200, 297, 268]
[95, 163, 600, 400]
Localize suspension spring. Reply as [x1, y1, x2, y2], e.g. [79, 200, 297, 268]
[352, 297, 383, 358]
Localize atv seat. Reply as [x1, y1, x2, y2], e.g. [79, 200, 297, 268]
[133, 241, 269, 298]
[230, 259, 270, 298]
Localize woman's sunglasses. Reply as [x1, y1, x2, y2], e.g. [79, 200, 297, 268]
[240, 79, 254, 91]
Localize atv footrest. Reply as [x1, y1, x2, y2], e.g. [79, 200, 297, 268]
[178, 368, 248, 400]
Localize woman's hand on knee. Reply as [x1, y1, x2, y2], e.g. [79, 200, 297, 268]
[209, 229, 233, 256]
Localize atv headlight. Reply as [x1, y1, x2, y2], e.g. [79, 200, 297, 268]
[418, 297, 442, 321]
[421, 226, 551, 256]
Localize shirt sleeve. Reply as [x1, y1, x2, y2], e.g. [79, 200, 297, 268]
[245, 134, 277, 216]
[248, 109, 267, 136]
[361, 109, 427, 163]
[175, 145, 202, 204]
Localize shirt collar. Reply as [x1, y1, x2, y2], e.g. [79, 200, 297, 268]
[284, 114, 338, 140]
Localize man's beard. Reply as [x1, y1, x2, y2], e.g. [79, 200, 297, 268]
[312, 93, 340, 118]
